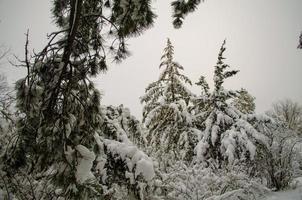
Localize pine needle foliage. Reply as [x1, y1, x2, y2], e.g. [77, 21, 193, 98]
[171, 0, 204, 28]
[298, 32, 302, 49]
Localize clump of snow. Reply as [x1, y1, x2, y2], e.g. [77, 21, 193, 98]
[135, 158, 154, 181]
[75, 145, 96, 184]
[104, 139, 155, 182]
[291, 177, 302, 188]
[0, 189, 4, 199]
[64, 145, 75, 164]
[195, 140, 209, 162]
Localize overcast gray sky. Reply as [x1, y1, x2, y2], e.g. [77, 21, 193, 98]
[0, 0, 301, 118]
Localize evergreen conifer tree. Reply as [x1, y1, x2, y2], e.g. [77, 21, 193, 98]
[141, 39, 196, 168]
[195, 41, 267, 168]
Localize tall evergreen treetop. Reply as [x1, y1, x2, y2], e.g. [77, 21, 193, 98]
[212, 40, 238, 101]
[141, 38, 193, 120]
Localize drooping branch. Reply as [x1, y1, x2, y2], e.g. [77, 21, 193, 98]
[298, 32, 302, 49]
[46, 0, 83, 115]
[171, 0, 204, 28]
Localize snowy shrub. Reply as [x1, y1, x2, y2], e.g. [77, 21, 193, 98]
[161, 162, 269, 200]
[252, 119, 302, 190]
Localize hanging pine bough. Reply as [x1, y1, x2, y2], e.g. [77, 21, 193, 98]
[298, 32, 302, 49]
[171, 0, 204, 28]
[2, 0, 156, 199]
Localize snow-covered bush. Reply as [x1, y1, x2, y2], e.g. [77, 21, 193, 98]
[161, 162, 269, 200]
[252, 119, 302, 190]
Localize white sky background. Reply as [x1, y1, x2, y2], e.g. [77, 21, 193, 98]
[0, 0, 301, 118]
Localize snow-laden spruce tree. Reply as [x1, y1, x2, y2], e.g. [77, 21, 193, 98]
[195, 40, 268, 168]
[141, 39, 197, 169]
[3, 0, 156, 199]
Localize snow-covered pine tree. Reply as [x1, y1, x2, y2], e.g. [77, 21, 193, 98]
[3, 0, 156, 198]
[195, 40, 268, 168]
[141, 39, 196, 168]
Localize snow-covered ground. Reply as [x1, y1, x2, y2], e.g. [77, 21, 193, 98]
[263, 188, 302, 200]
[263, 177, 302, 200]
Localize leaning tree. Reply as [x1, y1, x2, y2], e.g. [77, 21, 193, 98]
[3, 0, 156, 199]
